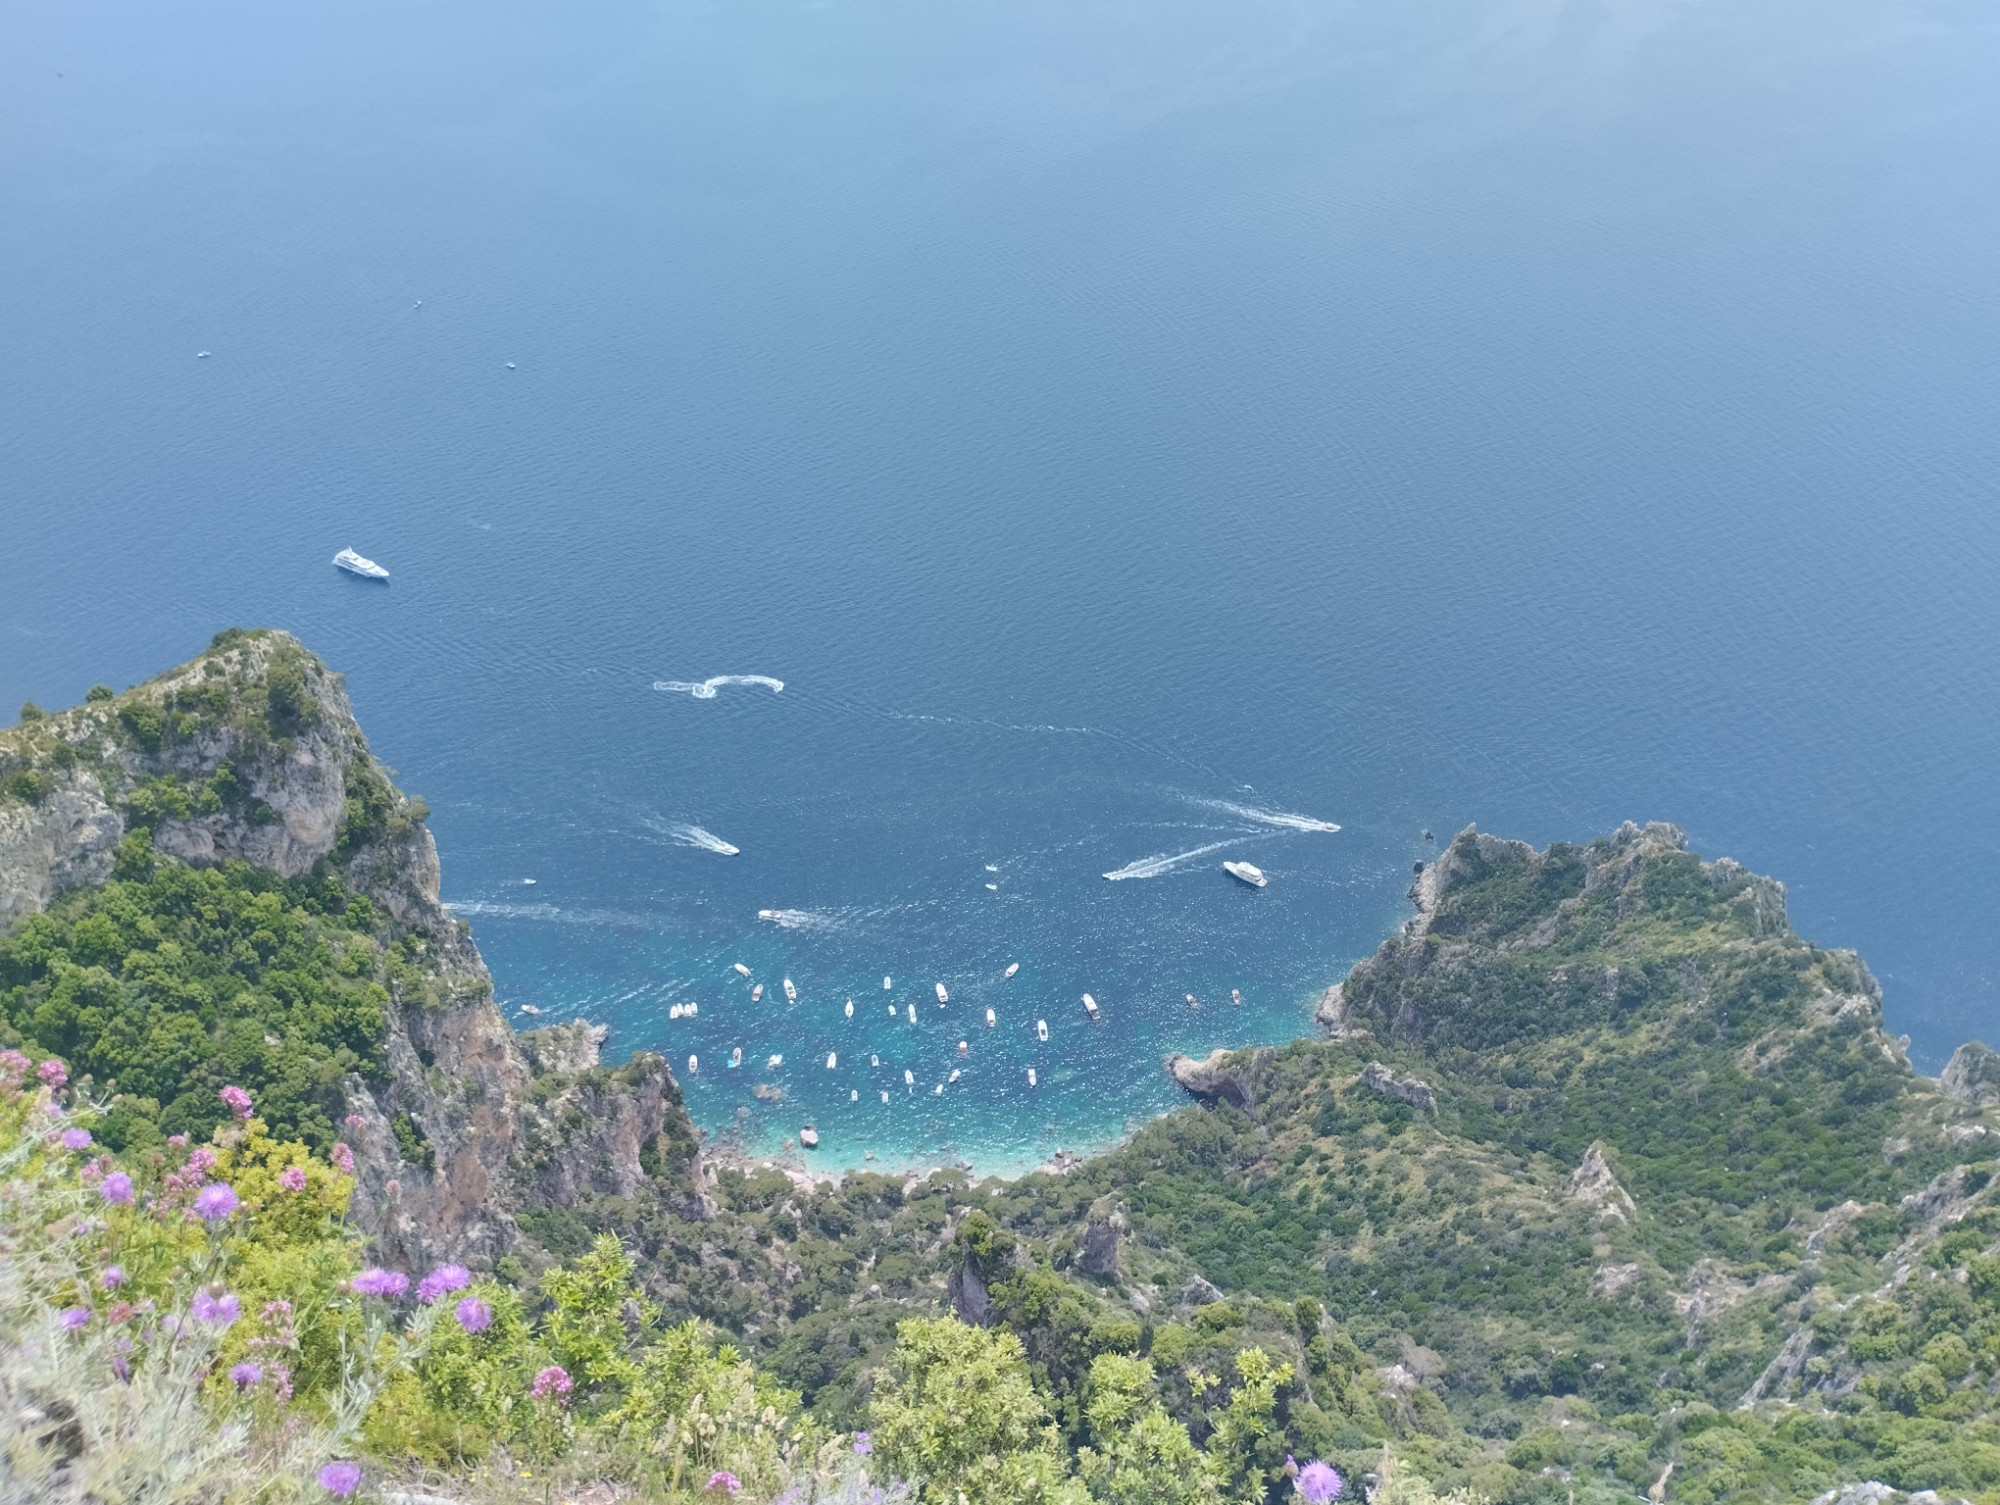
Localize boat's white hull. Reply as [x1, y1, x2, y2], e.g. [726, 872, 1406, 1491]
[1224, 862, 1268, 888]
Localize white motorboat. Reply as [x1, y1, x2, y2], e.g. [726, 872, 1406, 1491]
[1082, 994, 1100, 1020]
[1027, 1068, 1037, 1087]
[904, 1069, 915, 1087]
[949, 1068, 961, 1083]
[958, 1040, 969, 1056]
[985, 1007, 996, 1028]
[333, 547, 389, 581]
[1231, 989, 1242, 1005]
[906, 1003, 917, 1024]
[826, 1052, 837, 1069]
[767, 1053, 784, 1068]
[935, 982, 949, 1004]
[783, 977, 798, 1004]
[686, 1055, 698, 1075]
[845, 1000, 854, 1018]
[883, 976, 893, 990]
[669, 1003, 684, 1020]
[751, 984, 764, 1002]
[1223, 861, 1268, 888]
[933, 1082, 943, 1096]
[799, 1125, 819, 1149]
[1037, 1018, 1049, 1042]
[517, 1003, 541, 1016]
[729, 1047, 742, 1068]
[1004, 963, 1019, 980]
[734, 963, 752, 977]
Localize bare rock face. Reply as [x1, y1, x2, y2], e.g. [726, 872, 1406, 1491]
[1941, 1041, 2000, 1107]
[1166, 1048, 1270, 1112]
[1568, 1142, 1638, 1221]
[1080, 1195, 1126, 1280]
[1359, 1061, 1437, 1116]
[0, 630, 699, 1270]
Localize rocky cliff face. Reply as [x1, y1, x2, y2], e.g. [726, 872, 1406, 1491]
[0, 630, 698, 1270]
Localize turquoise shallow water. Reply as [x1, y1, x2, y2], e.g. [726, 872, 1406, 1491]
[2, 0, 1998, 1171]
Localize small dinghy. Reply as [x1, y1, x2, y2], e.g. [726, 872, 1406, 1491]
[985, 1007, 996, 1028]
[845, 1000, 854, 1018]
[1004, 963, 1019, 980]
[730, 1047, 742, 1068]
[904, 1069, 915, 1087]
[733, 963, 752, 978]
[826, 1052, 837, 1069]
[906, 1003, 917, 1024]
[883, 976, 893, 990]
[1037, 1018, 1049, 1042]
[1083, 994, 1100, 1020]
[1027, 1068, 1037, 1087]
[958, 1040, 969, 1057]
[933, 1082, 944, 1095]
[871, 1054, 879, 1067]
[1186, 993, 1199, 1010]
[752, 984, 764, 1002]
[935, 982, 949, 1004]
[799, 1125, 819, 1149]
[517, 1004, 542, 1016]
[949, 1068, 961, 1083]
[766, 1053, 784, 1068]
[783, 978, 797, 1004]
[1231, 989, 1242, 1005]
[880, 1090, 890, 1104]
[686, 1055, 698, 1075]
[850, 1089, 859, 1101]
[685, 1001, 698, 1017]
[670, 1003, 684, 1020]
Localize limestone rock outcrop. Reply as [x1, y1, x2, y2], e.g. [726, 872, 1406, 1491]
[0, 630, 697, 1269]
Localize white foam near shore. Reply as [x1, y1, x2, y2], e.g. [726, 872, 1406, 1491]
[1101, 839, 1238, 881]
[654, 674, 785, 699]
[1195, 798, 1342, 833]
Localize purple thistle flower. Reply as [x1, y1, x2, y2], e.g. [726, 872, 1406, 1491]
[38, 1058, 68, 1087]
[219, 1085, 254, 1120]
[192, 1291, 240, 1327]
[101, 1266, 126, 1289]
[531, 1364, 573, 1400]
[1297, 1460, 1343, 1503]
[416, 1264, 471, 1304]
[455, 1296, 493, 1334]
[230, 1361, 262, 1387]
[111, 1355, 132, 1384]
[350, 1268, 408, 1299]
[277, 1166, 308, 1192]
[853, 1431, 873, 1456]
[61, 1127, 92, 1150]
[58, 1306, 90, 1331]
[192, 1183, 238, 1221]
[707, 1471, 742, 1495]
[317, 1462, 363, 1498]
[99, 1171, 135, 1205]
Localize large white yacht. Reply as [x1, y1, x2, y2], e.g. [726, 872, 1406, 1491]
[1223, 860, 1268, 888]
[332, 547, 389, 580]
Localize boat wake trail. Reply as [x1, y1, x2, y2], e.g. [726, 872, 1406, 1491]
[756, 907, 843, 931]
[647, 820, 740, 856]
[1195, 799, 1342, 834]
[654, 675, 785, 699]
[1101, 840, 1240, 881]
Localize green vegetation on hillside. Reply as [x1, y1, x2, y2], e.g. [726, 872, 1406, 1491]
[0, 836, 402, 1154]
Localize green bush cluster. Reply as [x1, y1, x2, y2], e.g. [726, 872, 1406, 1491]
[0, 840, 394, 1153]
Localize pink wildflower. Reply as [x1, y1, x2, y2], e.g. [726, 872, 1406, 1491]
[219, 1085, 254, 1119]
[417, 1264, 471, 1304]
[277, 1166, 308, 1193]
[350, 1268, 408, 1299]
[531, 1365, 573, 1400]
[192, 1182, 239, 1221]
[707, 1471, 742, 1495]
[38, 1058, 68, 1087]
[330, 1143, 354, 1175]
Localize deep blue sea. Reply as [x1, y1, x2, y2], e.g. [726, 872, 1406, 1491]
[4, 0, 1998, 1173]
